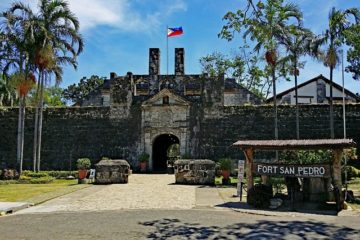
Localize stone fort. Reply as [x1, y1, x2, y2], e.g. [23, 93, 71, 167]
[0, 48, 359, 171]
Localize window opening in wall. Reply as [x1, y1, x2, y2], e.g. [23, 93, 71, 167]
[163, 96, 169, 105]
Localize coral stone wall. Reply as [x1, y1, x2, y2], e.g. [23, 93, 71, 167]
[0, 104, 359, 170]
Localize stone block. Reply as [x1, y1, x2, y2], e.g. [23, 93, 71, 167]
[95, 160, 130, 184]
[174, 159, 215, 185]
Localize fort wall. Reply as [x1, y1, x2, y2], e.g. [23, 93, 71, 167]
[1, 104, 359, 170]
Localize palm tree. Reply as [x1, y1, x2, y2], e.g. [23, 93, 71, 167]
[1, 3, 37, 172]
[243, 0, 302, 140]
[277, 27, 317, 139]
[320, 7, 360, 139]
[31, 0, 83, 171]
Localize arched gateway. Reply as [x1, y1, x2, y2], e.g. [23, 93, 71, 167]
[152, 134, 179, 172]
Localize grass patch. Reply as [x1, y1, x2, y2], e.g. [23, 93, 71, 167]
[0, 179, 78, 202]
[215, 176, 238, 185]
[348, 178, 360, 192]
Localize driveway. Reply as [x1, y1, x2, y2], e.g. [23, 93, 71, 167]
[17, 174, 201, 213]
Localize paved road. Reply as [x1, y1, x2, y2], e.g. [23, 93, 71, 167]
[1, 209, 360, 239]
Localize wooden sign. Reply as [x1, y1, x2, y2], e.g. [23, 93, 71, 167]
[253, 163, 331, 178]
[237, 160, 245, 200]
[238, 160, 245, 181]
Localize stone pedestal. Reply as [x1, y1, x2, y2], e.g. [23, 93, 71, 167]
[95, 160, 130, 184]
[174, 159, 215, 185]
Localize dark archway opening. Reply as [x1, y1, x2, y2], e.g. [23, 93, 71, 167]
[152, 134, 180, 172]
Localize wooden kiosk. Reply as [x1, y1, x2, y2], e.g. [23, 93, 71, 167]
[232, 139, 356, 211]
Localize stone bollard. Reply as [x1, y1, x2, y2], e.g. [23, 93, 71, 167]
[95, 160, 130, 184]
[174, 159, 215, 185]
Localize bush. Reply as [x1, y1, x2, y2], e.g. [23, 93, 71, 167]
[22, 171, 49, 178]
[342, 166, 360, 181]
[19, 175, 32, 181]
[280, 150, 332, 164]
[29, 176, 55, 184]
[77, 158, 91, 170]
[47, 171, 77, 179]
[247, 184, 273, 208]
[139, 153, 149, 163]
[218, 158, 232, 171]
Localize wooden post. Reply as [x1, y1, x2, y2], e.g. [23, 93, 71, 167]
[244, 148, 254, 193]
[332, 149, 344, 211]
[261, 175, 269, 185]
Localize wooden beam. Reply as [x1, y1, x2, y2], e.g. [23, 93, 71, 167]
[244, 148, 254, 194]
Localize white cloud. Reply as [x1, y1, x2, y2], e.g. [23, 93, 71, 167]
[0, 0, 187, 33]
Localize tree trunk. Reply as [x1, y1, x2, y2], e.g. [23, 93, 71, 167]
[33, 76, 41, 172]
[294, 62, 299, 140]
[330, 66, 334, 139]
[36, 72, 45, 172]
[17, 95, 25, 173]
[272, 66, 278, 140]
[20, 95, 26, 174]
[17, 98, 22, 169]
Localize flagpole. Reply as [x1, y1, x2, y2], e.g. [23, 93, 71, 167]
[166, 25, 169, 76]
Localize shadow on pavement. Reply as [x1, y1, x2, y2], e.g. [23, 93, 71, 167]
[139, 218, 360, 239]
[215, 202, 338, 216]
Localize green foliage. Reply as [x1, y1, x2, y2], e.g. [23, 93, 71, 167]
[280, 150, 332, 164]
[139, 153, 150, 163]
[0, 76, 17, 106]
[101, 157, 111, 160]
[76, 158, 91, 170]
[343, 166, 360, 181]
[29, 177, 55, 184]
[199, 49, 270, 98]
[344, 24, 360, 80]
[62, 75, 105, 104]
[27, 86, 66, 107]
[218, 158, 233, 171]
[269, 177, 286, 194]
[247, 184, 273, 208]
[19, 172, 55, 184]
[46, 171, 77, 179]
[217, 0, 302, 98]
[21, 171, 49, 178]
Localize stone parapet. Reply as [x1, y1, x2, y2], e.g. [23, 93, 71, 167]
[174, 159, 215, 185]
[95, 160, 130, 184]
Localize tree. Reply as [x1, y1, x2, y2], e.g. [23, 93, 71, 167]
[277, 27, 317, 139]
[62, 75, 105, 105]
[200, 50, 274, 98]
[1, 2, 37, 172]
[319, 7, 360, 138]
[219, 0, 302, 140]
[344, 24, 360, 80]
[27, 86, 65, 107]
[30, 0, 84, 171]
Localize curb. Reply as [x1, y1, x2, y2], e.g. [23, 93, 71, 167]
[0, 202, 33, 216]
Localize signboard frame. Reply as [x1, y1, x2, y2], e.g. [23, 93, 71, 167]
[252, 163, 331, 178]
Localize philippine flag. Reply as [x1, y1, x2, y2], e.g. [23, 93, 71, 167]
[167, 27, 183, 37]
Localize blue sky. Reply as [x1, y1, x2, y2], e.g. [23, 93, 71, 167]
[1, 0, 359, 95]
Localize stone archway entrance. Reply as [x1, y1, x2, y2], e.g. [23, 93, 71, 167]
[152, 134, 179, 172]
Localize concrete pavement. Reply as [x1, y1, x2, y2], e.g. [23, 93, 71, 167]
[3, 174, 360, 218]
